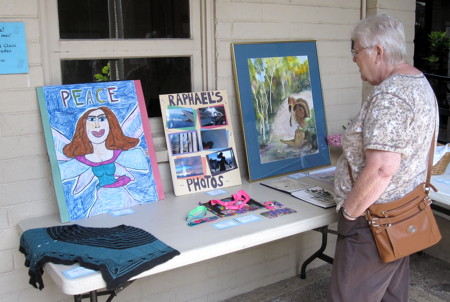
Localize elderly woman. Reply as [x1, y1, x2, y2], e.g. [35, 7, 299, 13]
[328, 14, 438, 302]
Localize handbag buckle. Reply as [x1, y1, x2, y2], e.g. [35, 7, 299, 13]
[370, 217, 380, 227]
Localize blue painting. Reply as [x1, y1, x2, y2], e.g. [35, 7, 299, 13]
[37, 80, 164, 222]
[232, 41, 330, 181]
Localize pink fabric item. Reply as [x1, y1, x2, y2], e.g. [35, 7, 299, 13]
[209, 190, 250, 210]
[327, 134, 342, 147]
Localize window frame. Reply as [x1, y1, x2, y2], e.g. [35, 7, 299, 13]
[39, 0, 215, 135]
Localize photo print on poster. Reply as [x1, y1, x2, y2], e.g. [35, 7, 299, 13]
[206, 148, 238, 176]
[199, 105, 227, 127]
[174, 155, 204, 179]
[166, 107, 196, 129]
[169, 130, 200, 155]
[200, 128, 229, 150]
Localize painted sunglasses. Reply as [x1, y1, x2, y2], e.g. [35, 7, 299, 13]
[185, 205, 207, 223]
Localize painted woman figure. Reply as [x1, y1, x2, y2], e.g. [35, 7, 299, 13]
[60, 106, 149, 217]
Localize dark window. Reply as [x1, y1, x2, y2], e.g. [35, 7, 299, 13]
[415, 0, 450, 143]
[58, 0, 190, 39]
[61, 57, 192, 117]
[58, 0, 192, 118]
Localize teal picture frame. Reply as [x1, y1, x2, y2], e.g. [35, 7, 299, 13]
[231, 41, 330, 181]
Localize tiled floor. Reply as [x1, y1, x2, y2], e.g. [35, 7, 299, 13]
[224, 253, 450, 302]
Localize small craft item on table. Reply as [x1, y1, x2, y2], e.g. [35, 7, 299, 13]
[19, 224, 180, 290]
[201, 190, 264, 217]
[260, 201, 297, 219]
[185, 205, 219, 226]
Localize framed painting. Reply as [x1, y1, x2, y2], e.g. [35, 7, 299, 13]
[37, 80, 164, 222]
[231, 41, 330, 181]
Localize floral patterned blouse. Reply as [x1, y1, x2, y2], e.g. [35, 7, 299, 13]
[334, 73, 438, 210]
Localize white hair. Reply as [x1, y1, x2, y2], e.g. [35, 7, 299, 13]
[351, 13, 407, 65]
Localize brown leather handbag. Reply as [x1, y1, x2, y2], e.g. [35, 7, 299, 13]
[365, 182, 441, 263]
[364, 133, 442, 263]
[348, 135, 442, 263]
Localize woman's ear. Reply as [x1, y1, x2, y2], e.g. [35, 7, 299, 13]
[375, 45, 383, 56]
[374, 45, 384, 63]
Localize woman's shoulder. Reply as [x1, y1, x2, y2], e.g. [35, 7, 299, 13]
[373, 72, 431, 106]
[382, 69, 426, 88]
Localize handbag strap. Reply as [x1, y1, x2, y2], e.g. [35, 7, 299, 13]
[425, 130, 436, 183]
[347, 130, 436, 186]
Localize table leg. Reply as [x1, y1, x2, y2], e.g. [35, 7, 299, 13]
[73, 291, 98, 302]
[72, 280, 134, 301]
[89, 291, 98, 302]
[299, 226, 335, 279]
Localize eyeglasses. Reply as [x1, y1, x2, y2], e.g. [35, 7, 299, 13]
[351, 46, 372, 58]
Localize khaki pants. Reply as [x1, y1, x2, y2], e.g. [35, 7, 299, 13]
[328, 210, 409, 302]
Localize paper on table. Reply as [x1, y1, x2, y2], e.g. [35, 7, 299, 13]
[434, 144, 449, 165]
[291, 186, 336, 209]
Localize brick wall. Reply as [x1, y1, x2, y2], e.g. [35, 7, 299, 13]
[0, 0, 416, 301]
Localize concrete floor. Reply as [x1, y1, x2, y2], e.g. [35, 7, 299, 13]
[224, 253, 450, 302]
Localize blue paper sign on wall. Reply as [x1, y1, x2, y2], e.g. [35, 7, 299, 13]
[0, 22, 28, 74]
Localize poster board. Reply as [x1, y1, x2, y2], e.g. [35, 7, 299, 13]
[37, 80, 164, 222]
[159, 90, 242, 196]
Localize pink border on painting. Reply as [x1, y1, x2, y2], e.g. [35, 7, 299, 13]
[134, 80, 165, 200]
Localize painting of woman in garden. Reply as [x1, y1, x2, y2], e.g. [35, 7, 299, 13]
[248, 55, 319, 164]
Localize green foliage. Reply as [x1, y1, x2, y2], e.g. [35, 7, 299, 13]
[94, 63, 110, 82]
[423, 31, 450, 73]
[428, 31, 450, 50]
[305, 108, 316, 136]
[424, 54, 439, 64]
